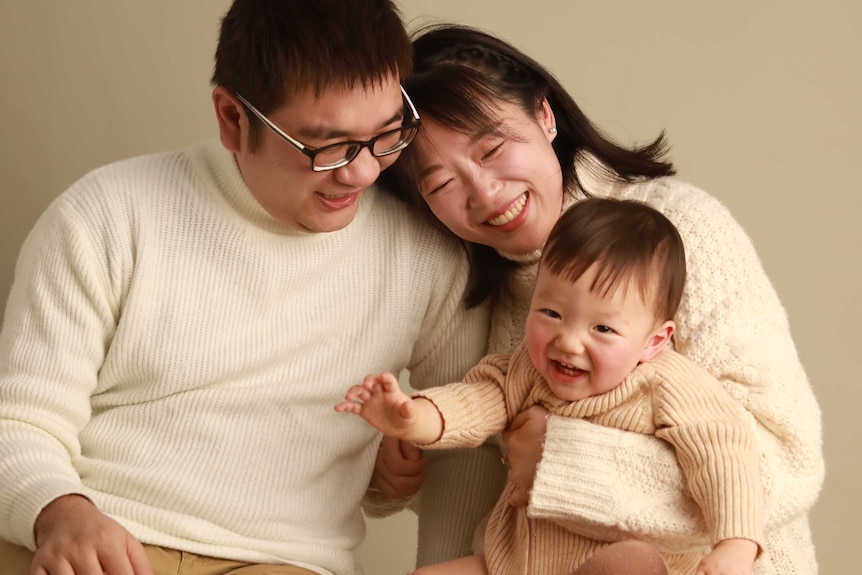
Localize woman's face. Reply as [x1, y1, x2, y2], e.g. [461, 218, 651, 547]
[412, 99, 565, 255]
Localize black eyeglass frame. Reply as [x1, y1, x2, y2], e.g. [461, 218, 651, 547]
[232, 86, 421, 172]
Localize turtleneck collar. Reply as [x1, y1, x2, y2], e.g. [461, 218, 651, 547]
[189, 139, 375, 238]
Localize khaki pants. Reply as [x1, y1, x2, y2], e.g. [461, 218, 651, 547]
[0, 540, 319, 575]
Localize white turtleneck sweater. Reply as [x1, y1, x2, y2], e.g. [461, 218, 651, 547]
[0, 140, 489, 575]
[416, 156, 823, 575]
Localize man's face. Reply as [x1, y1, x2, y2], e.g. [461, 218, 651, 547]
[234, 77, 405, 233]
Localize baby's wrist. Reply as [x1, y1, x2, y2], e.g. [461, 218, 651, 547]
[405, 397, 443, 444]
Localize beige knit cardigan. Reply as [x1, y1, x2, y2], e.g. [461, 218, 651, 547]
[412, 156, 823, 575]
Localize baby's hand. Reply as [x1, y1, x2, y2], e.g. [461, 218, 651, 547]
[335, 373, 417, 438]
[695, 538, 758, 575]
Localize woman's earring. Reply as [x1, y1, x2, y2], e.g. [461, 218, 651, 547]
[549, 126, 557, 134]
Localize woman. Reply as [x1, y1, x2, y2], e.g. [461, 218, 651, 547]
[378, 24, 823, 574]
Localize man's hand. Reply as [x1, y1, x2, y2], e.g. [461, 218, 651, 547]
[501, 405, 548, 507]
[370, 436, 426, 499]
[33, 494, 152, 575]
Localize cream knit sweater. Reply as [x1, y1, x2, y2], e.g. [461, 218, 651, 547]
[416, 156, 824, 574]
[0, 140, 489, 575]
[418, 345, 764, 575]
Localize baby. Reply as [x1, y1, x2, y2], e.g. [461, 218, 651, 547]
[337, 197, 763, 575]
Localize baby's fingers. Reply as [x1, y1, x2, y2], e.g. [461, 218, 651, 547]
[344, 385, 371, 402]
[379, 372, 402, 391]
[398, 400, 414, 420]
[362, 372, 399, 392]
[334, 400, 362, 414]
[361, 374, 382, 391]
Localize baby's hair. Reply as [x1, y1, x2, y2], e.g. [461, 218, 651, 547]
[541, 198, 686, 321]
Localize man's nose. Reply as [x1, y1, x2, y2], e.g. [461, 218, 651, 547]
[333, 147, 382, 189]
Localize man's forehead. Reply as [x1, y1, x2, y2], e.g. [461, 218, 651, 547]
[286, 75, 402, 105]
[278, 77, 404, 139]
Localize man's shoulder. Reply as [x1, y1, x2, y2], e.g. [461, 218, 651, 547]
[355, 189, 468, 289]
[43, 143, 217, 236]
[85, 143, 205, 184]
[65, 148, 178, 193]
[365, 187, 424, 222]
[364, 187, 462, 249]
[60, 142, 217, 206]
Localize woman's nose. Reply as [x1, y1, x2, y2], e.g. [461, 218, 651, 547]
[466, 170, 502, 208]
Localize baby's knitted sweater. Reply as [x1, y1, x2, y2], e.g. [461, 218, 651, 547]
[416, 155, 823, 574]
[0, 140, 489, 575]
[418, 346, 764, 575]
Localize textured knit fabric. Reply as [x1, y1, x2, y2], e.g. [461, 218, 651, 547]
[0, 140, 489, 575]
[417, 345, 763, 575]
[415, 154, 823, 574]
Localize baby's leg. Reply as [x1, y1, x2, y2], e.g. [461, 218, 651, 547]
[571, 541, 668, 575]
[413, 553, 487, 575]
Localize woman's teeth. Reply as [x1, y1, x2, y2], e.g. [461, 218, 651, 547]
[487, 193, 527, 227]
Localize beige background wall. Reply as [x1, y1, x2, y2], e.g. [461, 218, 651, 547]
[1, 1, 858, 573]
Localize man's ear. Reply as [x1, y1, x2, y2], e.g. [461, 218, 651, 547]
[212, 86, 245, 153]
[640, 320, 675, 362]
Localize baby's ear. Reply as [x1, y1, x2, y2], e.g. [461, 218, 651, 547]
[640, 320, 675, 362]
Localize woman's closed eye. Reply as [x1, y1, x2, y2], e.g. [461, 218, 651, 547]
[422, 178, 453, 197]
[481, 141, 505, 161]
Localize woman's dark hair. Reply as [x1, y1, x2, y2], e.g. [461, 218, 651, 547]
[378, 24, 675, 308]
[543, 198, 686, 322]
[212, 0, 412, 151]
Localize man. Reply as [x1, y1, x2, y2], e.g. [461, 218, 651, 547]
[0, 2, 487, 574]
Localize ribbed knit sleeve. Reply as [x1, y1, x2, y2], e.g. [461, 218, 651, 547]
[414, 354, 513, 449]
[0, 168, 133, 549]
[529, 174, 822, 573]
[646, 352, 764, 548]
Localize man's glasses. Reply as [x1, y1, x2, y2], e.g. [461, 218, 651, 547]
[233, 86, 421, 172]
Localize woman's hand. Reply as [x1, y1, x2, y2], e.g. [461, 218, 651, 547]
[502, 405, 548, 507]
[370, 436, 426, 500]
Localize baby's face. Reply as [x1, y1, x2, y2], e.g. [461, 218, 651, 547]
[525, 264, 664, 402]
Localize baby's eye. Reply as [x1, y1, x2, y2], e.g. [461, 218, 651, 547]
[595, 325, 615, 334]
[540, 309, 561, 319]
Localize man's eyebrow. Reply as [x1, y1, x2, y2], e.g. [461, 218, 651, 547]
[295, 109, 404, 142]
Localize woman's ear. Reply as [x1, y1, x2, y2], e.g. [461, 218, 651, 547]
[640, 320, 675, 362]
[539, 98, 557, 142]
[212, 86, 245, 153]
